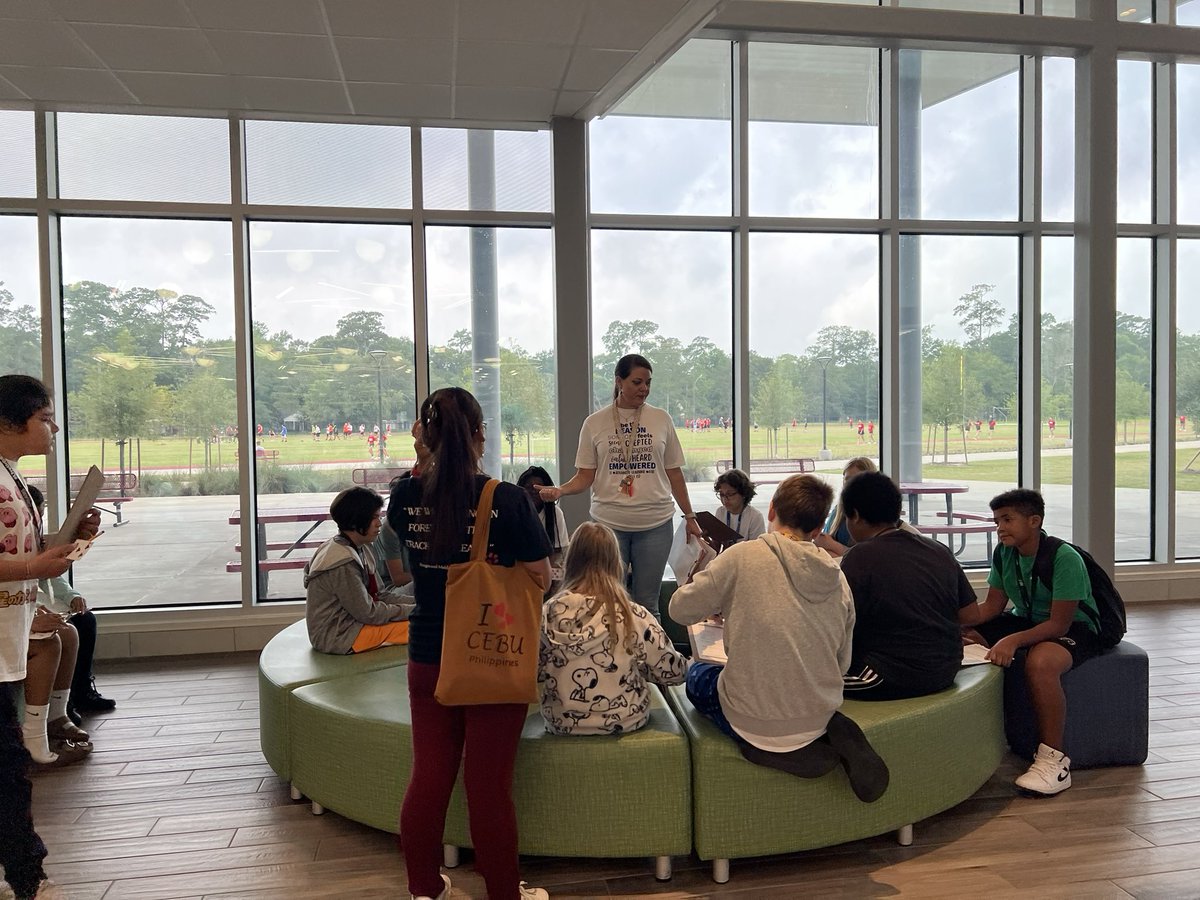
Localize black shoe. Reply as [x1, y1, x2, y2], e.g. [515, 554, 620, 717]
[71, 678, 117, 713]
[67, 705, 83, 727]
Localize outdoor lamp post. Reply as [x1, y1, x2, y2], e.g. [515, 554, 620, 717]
[817, 356, 833, 460]
[369, 349, 386, 462]
[1064, 361, 1074, 443]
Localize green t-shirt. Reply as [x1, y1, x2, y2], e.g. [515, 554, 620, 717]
[987, 538, 1100, 634]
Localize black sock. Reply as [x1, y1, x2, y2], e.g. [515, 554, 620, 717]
[824, 711, 890, 803]
[738, 739, 841, 778]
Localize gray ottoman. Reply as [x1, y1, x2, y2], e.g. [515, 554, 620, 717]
[1002, 640, 1148, 768]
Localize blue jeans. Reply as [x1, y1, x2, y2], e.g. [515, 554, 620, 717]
[611, 517, 674, 618]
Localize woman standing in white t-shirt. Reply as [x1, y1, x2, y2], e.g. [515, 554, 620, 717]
[541, 354, 702, 618]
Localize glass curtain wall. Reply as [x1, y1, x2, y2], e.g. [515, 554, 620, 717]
[586, 16, 1196, 568]
[9, 113, 552, 608]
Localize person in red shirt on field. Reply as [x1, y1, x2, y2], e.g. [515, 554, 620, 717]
[867, 420, 875, 442]
[989, 418, 996, 434]
[857, 420, 865, 443]
[1048, 417, 1056, 437]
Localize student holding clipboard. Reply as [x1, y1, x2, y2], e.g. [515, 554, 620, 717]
[0, 374, 101, 900]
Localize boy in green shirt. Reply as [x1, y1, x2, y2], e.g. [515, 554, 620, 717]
[966, 488, 1102, 796]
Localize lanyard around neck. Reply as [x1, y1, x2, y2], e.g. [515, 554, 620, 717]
[0, 457, 41, 536]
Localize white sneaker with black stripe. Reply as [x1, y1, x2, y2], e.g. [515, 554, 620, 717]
[1015, 743, 1072, 796]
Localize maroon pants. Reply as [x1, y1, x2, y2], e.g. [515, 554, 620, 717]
[400, 662, 527, 900]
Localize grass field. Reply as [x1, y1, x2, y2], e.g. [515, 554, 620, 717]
[15, 421, 1197, 491]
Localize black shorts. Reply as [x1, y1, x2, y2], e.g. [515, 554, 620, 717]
[974, 613, 1100, 670]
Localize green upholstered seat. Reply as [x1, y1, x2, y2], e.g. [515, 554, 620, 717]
[258, 619, 408, 780]
[665, 664, 1004, 880]
[444, 684, 693, 859]
[287, 666, 693, 864]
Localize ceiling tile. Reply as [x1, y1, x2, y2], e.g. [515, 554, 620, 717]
[553, 89, 592, 117]
[69, 23, 218, 73]
[0, 73, 29, 100]
[117, 71, 246, 109]
[205, 31, 339, 79]
[456, 0, 584, 45]
[50, 0, 193, 27]
[347, 82, 452, 119]
[183, 0, 326, 35]
[0, 2, 60, 19]
[334, 37, 453, 84]
[456, 41, 571, 89]
[236, 76, 351, 115]
[455, 85, 554, 122]
[563, 47, 636, 92]
[0, 19, 101, 67]
[0, 65, 134, 104]
[324, 0, 455, 40]
[578, 0, 687, 51]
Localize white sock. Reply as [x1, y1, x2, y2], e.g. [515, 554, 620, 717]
[49, 689, 69, 721]
[22, 704, 56, 763]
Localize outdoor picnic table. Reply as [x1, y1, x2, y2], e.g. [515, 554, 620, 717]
[228, 506, 331, 596]
[898, 481, 969, 526]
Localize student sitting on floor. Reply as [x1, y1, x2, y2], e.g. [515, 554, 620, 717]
[839, 471, 981, 700]
[27, 486, 116, 719]
[669, 474, 889, 802]
[965, 488, 1102, 796]
[305, 487, 409, 655]
[538, 522, 688, 735]
[24, 605, 91, 767]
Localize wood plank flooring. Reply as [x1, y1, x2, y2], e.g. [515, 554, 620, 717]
[23, 601, 1200, 899]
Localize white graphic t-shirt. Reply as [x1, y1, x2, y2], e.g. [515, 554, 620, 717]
[0, 460, 40, 682]
[575, 403, 685, 532]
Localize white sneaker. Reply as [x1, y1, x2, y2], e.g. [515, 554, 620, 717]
[519, 882, 549, 900]
[1015, 742, 1072, 796]
[411, 872, 451, 900]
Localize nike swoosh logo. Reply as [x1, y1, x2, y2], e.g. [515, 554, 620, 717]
[1058, 771, 1070, 782]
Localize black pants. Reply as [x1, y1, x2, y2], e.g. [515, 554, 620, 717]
[0, 681, 47, 896]
[68, 609, 97, 694]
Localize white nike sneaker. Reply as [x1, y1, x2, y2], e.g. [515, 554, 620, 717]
[1015, 742, 1072, 796]
[411, 872, 451, 900]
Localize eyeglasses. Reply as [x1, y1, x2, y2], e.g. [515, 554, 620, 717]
[715, 489, 740, 500]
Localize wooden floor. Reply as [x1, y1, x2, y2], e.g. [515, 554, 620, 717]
[23, 601, 1200, 899]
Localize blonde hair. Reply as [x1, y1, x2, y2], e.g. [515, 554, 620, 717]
[827, 456, 879, 537]
[561, 522, 638, 652]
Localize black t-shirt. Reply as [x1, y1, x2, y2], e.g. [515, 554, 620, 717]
[388, 475, 552, 665]
[840, 529, 976, 683]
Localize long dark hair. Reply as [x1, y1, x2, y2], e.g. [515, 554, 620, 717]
[419, 387, 484, 562]
[517, 465, 560, 550]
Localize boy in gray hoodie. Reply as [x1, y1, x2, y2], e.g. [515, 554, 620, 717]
[670, 474, 888, 801]
[305, 487, 409, 654]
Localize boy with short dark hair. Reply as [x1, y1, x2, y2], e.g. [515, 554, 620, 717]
[839, 471, 980, 700]
[304, 487, 409, 655]
[970, 488, 1102, 795]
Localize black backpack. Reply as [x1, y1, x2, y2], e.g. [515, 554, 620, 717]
[992, 534, 1127, 649]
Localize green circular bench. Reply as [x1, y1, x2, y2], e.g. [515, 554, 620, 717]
[665, 664, 1005, 883]
[259, 621, 692, 879]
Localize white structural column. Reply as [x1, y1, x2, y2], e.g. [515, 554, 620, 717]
[550, 117, 592, 529]
[1073, 0, 1119, 569]
[733, 40, 752, 470]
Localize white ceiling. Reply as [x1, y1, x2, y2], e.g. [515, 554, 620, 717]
[0, 0, 724, 126]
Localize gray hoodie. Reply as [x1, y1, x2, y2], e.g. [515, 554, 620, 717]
[669, 533, 855, 741]
[304, 534, 407, 654]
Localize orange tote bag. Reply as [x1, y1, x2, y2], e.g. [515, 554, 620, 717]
[435, 479, 543, 706]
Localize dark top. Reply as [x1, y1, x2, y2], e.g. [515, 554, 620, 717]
[388, 474, 552, 665]
[840, 529, 976, 688]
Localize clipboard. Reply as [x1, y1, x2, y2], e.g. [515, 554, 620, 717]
[695, 511, 743, 554]
[44, 465, 104, 547]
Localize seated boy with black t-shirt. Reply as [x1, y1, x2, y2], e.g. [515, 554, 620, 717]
[839, 471, 980, 701]
[966, 488, 1102, 796]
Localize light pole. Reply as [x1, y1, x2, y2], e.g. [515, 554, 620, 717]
[1064, 361, 1074, 443]
[369, 349, 386, 463]
[817, 356, 833, 460]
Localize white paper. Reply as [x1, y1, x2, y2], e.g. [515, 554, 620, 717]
[961, 642, 992, 666]
[45, 465, 105, 547]
[688, 621, 727, 665]
[667, 520, 701, 583]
